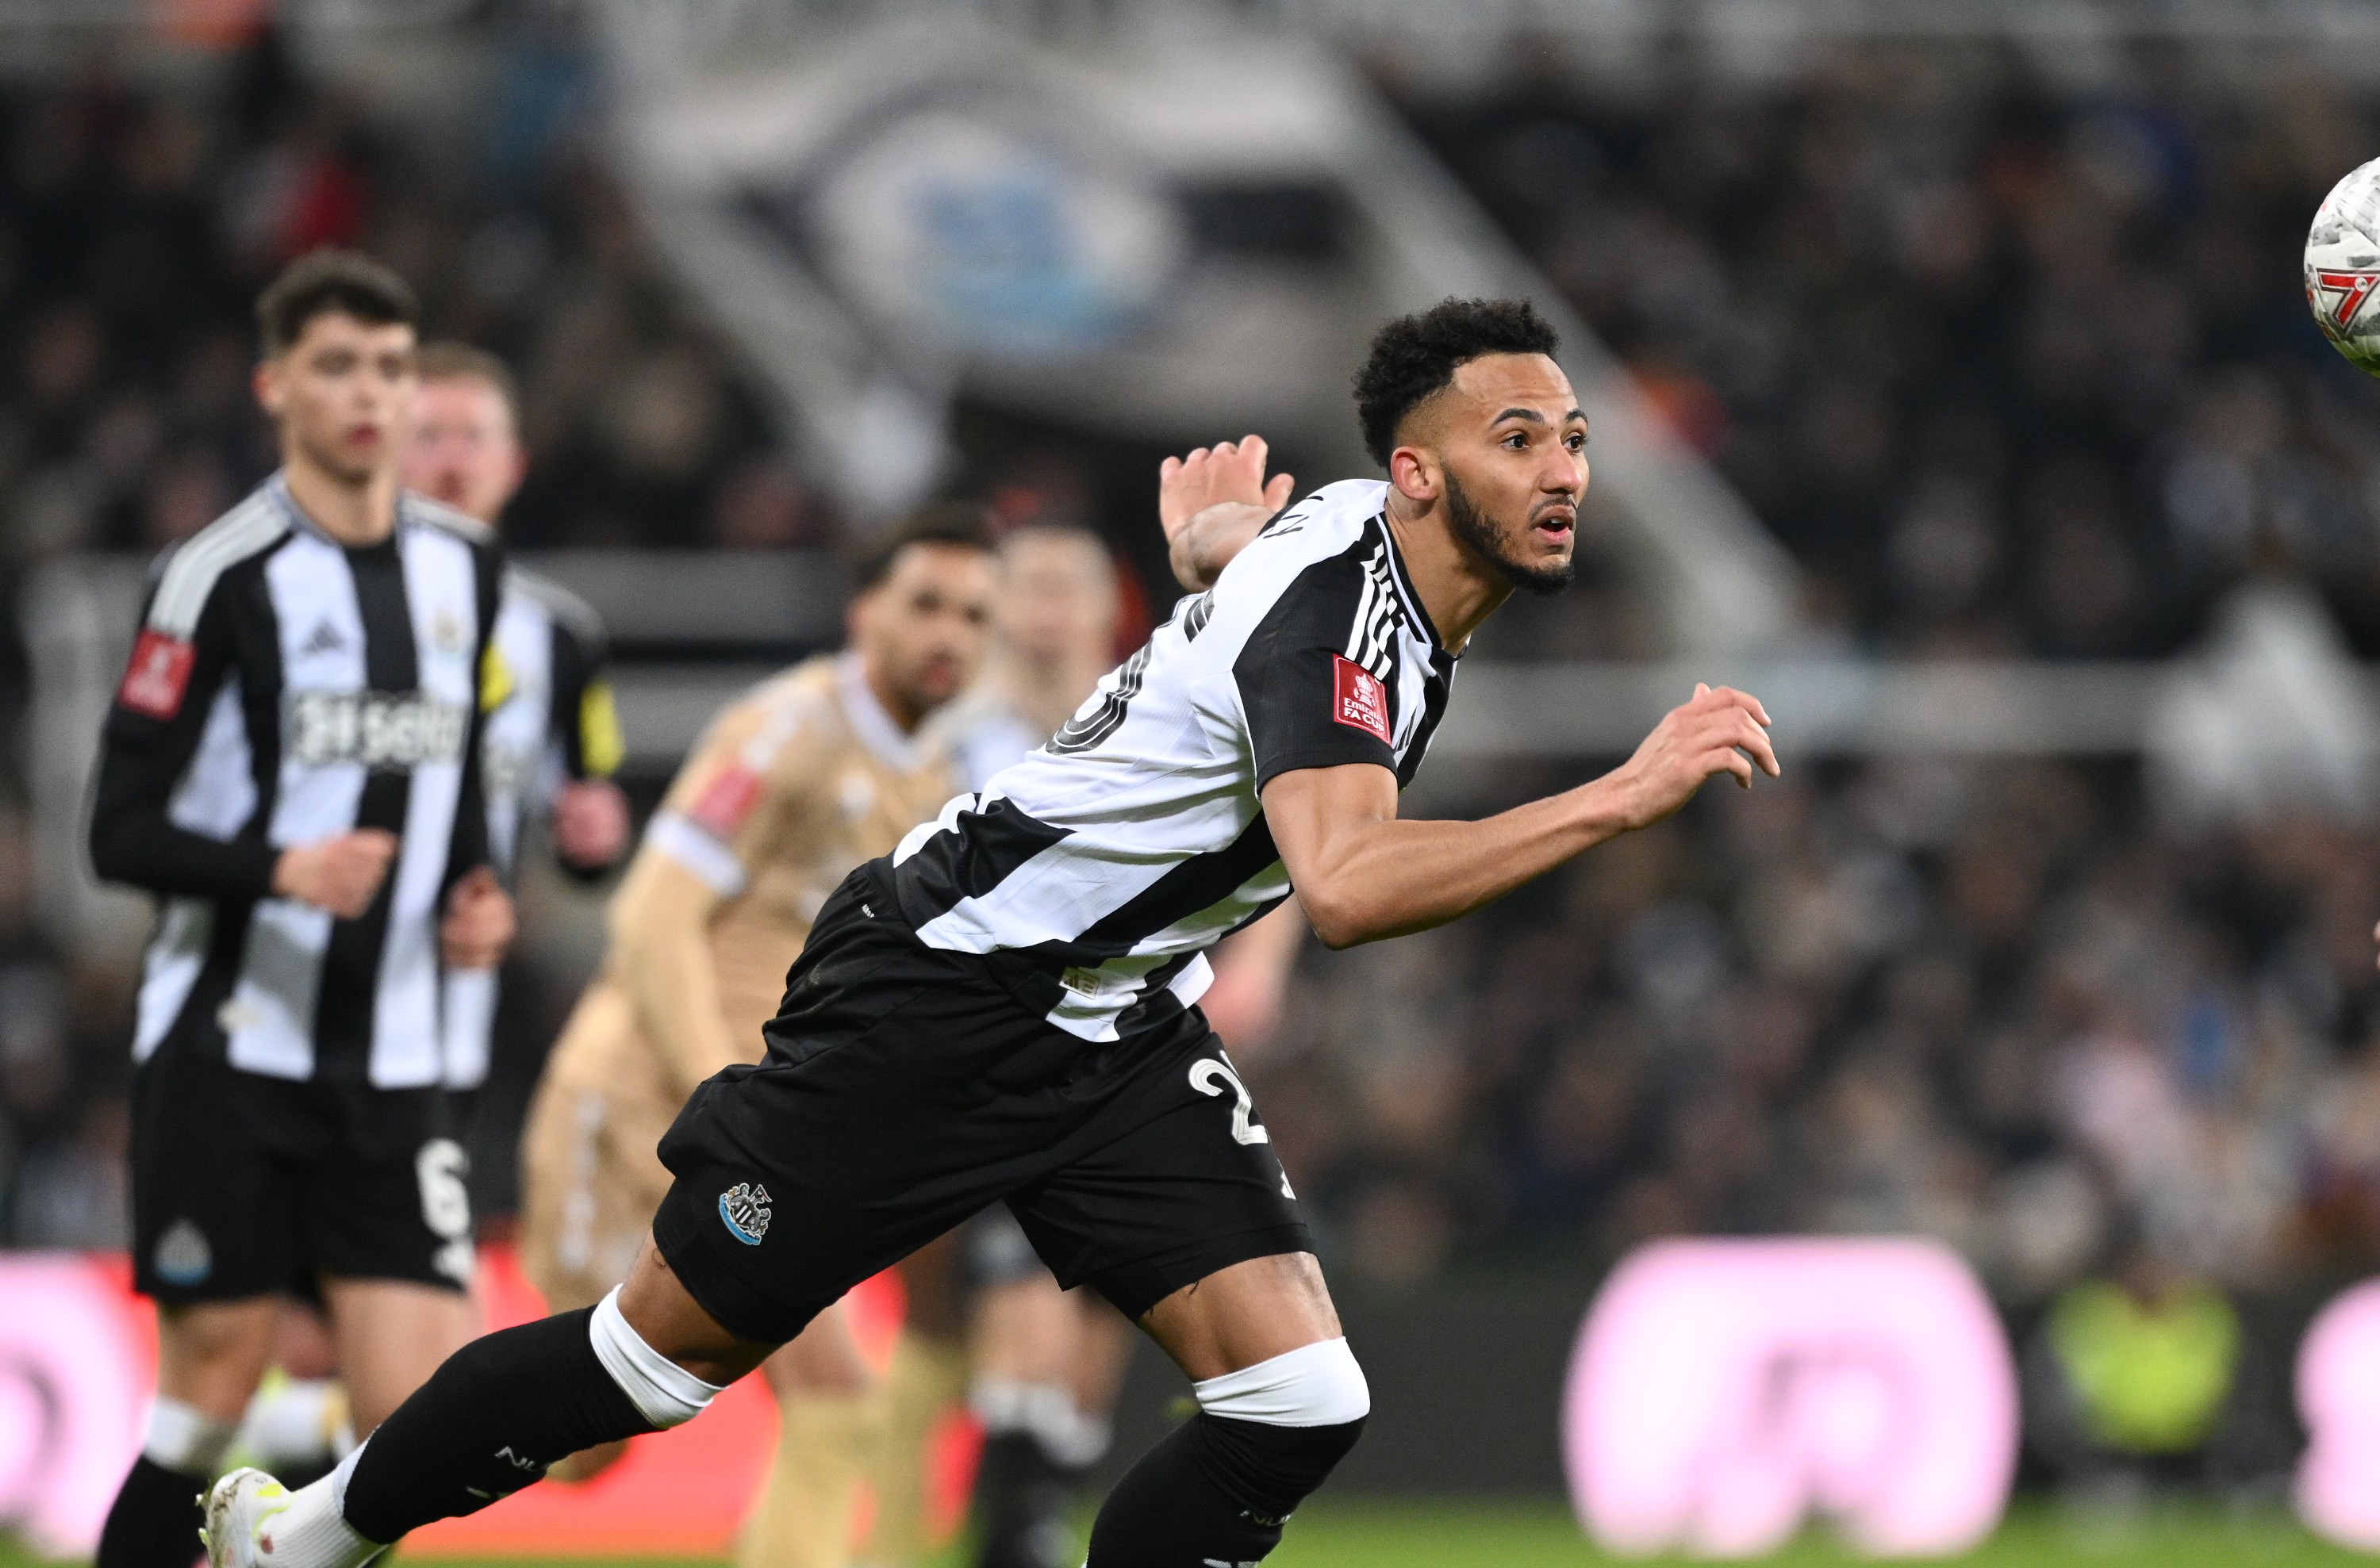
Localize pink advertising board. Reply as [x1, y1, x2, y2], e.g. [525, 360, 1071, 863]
[1564, 1237, 2019, 1557]
[2297, 1277, 2380, 1547]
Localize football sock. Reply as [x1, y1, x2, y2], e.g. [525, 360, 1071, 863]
[968, 1381, 1111, 1568]
[237, 1376, 352, 1475]
[738, 1390, 882, 1568]
[1081, 1414, 1365, 1566]
[251, 1448, 378, 1568]
[98, 1398, 237, 1568]
[1084, 1340, 1370, 1567]
[338, 1294, 716, 1543]
[859, 1331, 968, 1565]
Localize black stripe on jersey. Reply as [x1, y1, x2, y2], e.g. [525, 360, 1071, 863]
[1110, 949, 1206, 1037]
[180, 544, 294, 1059]
[311, 536, 419, 1079]
[891, 796, 1072, 928]
[1074, 814, 1282, 958]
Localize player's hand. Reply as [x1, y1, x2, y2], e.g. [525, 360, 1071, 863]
[1158, 435, 1296, 590]
[271, 829, 398, 918]
[440, 866, 516, 969]
[1603, 684, 1779, 830]
[552, 778, 630, 871]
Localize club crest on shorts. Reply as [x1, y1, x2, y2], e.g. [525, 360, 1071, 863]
[154, 1217, 213, 1286]
[719, 1181, 773, 1245]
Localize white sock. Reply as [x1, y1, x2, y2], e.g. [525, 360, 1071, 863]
[145, 1397, 238, 1475]
[236, 1379, 346, 1472]
[969, 1378, 1111, 1467]
[255, 1446, 382, 1568]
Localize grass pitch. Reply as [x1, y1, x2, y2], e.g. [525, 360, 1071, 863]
[8, 1499, 2374, 1566]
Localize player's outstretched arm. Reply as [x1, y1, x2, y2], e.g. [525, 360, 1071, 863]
[1159, 435, 1295, 590]
[1265, 684, 1777, 949]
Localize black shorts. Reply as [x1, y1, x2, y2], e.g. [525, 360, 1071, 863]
[654, 868, 1308, 1343]
[129, 1041, 474, 1304]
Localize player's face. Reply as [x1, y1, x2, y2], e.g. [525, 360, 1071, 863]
[857, 543, 997, 720]
[996, 531, 1117, 666]
[1411, 352, 1588, 595]
[255, 312, 417, 487]
[403, 375, 525, 525]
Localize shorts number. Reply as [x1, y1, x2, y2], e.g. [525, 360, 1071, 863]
[416, 1138, 471, 1240]
[1188, 1056, 1269, 1146]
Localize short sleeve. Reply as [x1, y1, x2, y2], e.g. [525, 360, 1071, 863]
[643, 685, 823, 896]
[1232, 551, 1397, 792]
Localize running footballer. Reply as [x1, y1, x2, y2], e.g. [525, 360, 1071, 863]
[203, 298, 1779, 1568]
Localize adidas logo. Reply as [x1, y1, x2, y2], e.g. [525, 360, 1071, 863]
[298, 619, 345, 657]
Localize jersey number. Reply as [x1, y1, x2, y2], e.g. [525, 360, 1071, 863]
[1188, 1056, 1269, 1145]
[417, 1138, 475, 1286]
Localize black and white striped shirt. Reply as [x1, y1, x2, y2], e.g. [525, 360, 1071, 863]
[89, 474, 503, 1088]
[438, 566, 619, 1089]
[886, 479, 1455, 1041]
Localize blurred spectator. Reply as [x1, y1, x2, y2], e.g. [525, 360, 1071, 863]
[1403, 48, 2380, 656]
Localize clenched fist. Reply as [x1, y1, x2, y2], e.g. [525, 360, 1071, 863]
[271, 829, 398, 918]
[1605, 684, 1779, 831]
[440, 865, 516, 970]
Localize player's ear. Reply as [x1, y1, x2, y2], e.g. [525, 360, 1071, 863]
[1388, 445, 1438, 504]
[252, 357, 284, 419]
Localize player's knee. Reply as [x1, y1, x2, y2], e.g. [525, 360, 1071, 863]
[1189, 1337, 1369, 1516]
[589, 1288, 724, 1430]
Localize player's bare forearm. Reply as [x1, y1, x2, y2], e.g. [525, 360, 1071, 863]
[1265, 684, 1776, 949]
[607, 852, 746, 1089]
[1264, 767, 1630, 947]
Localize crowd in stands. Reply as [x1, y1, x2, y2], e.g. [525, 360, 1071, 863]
[10, 33, 2380, 1359]
[1404, 44, 2380, 658]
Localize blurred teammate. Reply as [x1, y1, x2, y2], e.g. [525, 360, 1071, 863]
[514, 509, 996, 1568]
[403, 341, 631, 1068]
[205, 297, 1781, 1568]
[231, 343, 635, 1483]
[88, 251, 516, 1568]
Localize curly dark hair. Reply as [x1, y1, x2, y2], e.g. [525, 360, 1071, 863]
[1353, 298, 1560, 468]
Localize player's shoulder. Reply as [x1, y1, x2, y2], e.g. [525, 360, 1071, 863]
[502, 563, 607, 649]
[1205, 479, 1388, 619]
[716, 656, 841, 754]
[405, 492, 501, 553]
[145, 481, 297, 637]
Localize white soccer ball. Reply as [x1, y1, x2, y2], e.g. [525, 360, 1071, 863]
[2308, 156, 2380, 377]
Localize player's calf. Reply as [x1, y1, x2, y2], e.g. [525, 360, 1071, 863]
[1083, 1338, 1369, 1567]
[204, 1290, 733, 1568]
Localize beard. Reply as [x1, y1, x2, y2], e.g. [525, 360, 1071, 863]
[1445, 468, 1576, 596]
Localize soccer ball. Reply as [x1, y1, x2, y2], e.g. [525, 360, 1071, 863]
[2308, 156, 2380, 376]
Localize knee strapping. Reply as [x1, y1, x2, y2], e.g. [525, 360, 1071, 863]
[1191, 1337, 1370, 1428]
[589, 1289, 723, 1429]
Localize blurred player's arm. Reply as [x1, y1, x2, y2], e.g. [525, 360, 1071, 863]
[1264, 685, 1776, 949]
[89, 577, 394, 917]
[1160, 435, 1296, 591]
[441, 577, 514, 968]
[544, 608, 630, 878]
[608, 695, 818, 1091]
[1198, 901, 1307, 1060]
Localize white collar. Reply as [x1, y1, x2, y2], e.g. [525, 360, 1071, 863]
[836, 652, 926, 772]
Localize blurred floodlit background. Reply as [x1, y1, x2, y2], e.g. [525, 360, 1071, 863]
[23, 0, 2380, 1561]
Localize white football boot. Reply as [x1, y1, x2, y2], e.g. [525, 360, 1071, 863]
[202, 1467, 290, 1568]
